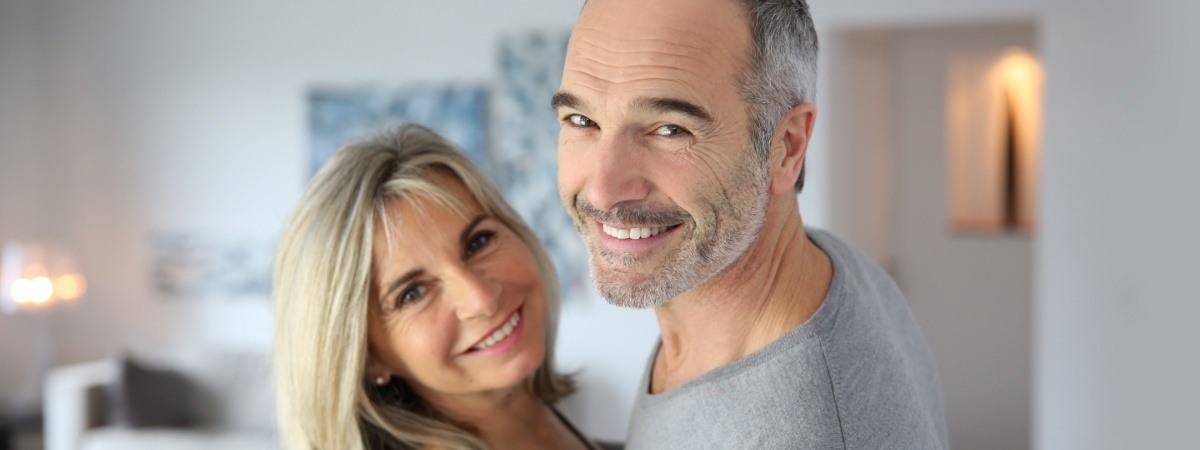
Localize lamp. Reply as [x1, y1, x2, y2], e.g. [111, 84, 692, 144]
[947, 47, 1043, 233]
[0, 240, 87, 315]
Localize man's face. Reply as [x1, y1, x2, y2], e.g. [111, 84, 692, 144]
[554, 0, 770, 308]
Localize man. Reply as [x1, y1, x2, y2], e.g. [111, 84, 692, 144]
[552, 0, 948, 447]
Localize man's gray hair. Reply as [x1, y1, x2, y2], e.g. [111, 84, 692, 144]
[739, 0, 819, 192]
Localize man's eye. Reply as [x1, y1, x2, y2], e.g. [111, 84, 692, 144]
[397, 283, 427, 307]
[465, 230, 496, 257]
[567, 114, 595, 128]
[652, 124, 688, 137]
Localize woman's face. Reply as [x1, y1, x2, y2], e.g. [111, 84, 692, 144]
[366, 173, 547, 402]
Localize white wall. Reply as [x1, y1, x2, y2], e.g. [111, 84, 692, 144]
[894, 25, 1034, 450]
[0, 0, 659, 441]
[821, 31, 896, 265]
[0, 0, 55, 414]
[810, 0, 1200, 448]
[824, 24, 1036, 450]
[1036, 0, 1200, 448]
[802, 0, 1040, 227]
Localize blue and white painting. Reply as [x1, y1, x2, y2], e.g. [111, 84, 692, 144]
[151, 233, 274, 299]
[491, 30, 589, 301]
[309, 84, 490, 176]
[303, 30, 586, 301]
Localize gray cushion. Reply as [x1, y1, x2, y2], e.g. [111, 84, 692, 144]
[106, 355, 195, 428]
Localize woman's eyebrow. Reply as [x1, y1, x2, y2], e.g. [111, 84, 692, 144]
[459, 214, 489, 245]
[381, 269, 424, 302]
[379, 214, 489, 302]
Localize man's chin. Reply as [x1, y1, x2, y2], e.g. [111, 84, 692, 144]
[597, 288, 671, 310]
[590, 266, 677, 309]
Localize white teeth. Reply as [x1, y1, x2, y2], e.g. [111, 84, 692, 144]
[602, 224, 670, 240]
[472, 311, 521, 351]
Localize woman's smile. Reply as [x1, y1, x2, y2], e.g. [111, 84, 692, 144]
[464, 305, 524, 355]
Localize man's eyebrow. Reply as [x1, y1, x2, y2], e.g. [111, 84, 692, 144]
[634, 97, 714, 124]
[551, 91, 585, 111]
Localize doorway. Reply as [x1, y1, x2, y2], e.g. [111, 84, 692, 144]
[823, 22, 1038, 450]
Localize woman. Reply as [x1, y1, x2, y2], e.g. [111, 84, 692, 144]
[273, 124, 594, 449]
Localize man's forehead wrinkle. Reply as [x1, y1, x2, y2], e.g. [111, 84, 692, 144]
[572, 22, 712, 48]
[568, 24, 733, 71]
[568, 46, 717, 76]
[566, 53, 711, 95]
[566, 41, 728, 93]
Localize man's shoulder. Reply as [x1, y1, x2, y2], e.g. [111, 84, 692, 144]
[627, 333, 845, 448]
[803, 228, 931, 376]
[805, 228, 895, 294]
[802, 228, 911, 337]
[803, 228, 949, 448]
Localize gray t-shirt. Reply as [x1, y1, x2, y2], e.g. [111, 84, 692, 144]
[626, 229, 948, 449]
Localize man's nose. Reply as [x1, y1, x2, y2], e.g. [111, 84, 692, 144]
[584, 134, 650, 211]
[453, 266, 501, 321]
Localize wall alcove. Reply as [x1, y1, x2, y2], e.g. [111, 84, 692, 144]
[822, 22, 1039, 450]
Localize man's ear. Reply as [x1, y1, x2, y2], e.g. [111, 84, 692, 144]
[769, 103, 817, 194]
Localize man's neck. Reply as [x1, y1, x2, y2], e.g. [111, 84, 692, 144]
[650, 203, 832, 394]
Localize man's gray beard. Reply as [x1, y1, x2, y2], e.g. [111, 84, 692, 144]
[589, 162, 770, 309]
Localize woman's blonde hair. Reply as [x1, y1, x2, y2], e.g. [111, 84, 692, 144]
[273, 124, 574, 449]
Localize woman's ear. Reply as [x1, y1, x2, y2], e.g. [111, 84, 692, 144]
[768, 103, 817, 195]
[366, 357, 393, 386]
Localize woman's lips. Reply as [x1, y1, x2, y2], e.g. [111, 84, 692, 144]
[466, 307, 522, 353]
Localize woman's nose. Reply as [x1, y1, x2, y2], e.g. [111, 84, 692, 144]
[453, 267, 501, 321]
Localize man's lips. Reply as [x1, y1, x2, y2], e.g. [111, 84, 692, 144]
[600, 223, 673, 240]
[595, 221, 683, 241]
[573, 197, 689, 239]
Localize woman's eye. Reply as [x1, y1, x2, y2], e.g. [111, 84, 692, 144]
[465, 230, 496, 257]
[652, 124, 688, 137]
[567, 114, 595, 128]
[397, 283, 427, 307]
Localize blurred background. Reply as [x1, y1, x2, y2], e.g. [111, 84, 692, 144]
[1, 0, 1196, 449]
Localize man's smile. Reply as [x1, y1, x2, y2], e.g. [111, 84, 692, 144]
[601, 223, 677, 240]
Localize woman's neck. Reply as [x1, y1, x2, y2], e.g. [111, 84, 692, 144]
[420, 385, 588, 450]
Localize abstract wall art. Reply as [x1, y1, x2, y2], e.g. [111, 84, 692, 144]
[150, 233, 274, 299]
[491, 30, 588, 299]
[305, 29, 589, 301]
[309, 84, 490, 176]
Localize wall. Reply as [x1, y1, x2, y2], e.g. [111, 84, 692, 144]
[0, 0, 54, 414]
[0, 0, 659, 440]
[821, 31, 896, 265]
[894, 25, 1035, 450]
[824, 24, 1036, 450]
[1036, 0, 1200, 447]
[802, 0, 1040, 228]
[809, 0, 1200, 448]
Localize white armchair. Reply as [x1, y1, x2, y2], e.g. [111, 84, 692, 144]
[44, 359, 118, 450]
[43, 352, 278, 450]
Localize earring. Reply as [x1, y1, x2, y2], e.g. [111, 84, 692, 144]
[375, 376, 387, 386]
